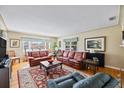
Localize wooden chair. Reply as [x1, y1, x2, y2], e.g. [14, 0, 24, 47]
[7, 50, 20, 65]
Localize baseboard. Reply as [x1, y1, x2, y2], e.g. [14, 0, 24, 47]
[105, 65, 124, 71]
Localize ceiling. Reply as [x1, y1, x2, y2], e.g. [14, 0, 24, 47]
[0, 5, 120, 37]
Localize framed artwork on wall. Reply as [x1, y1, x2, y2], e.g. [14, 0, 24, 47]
[84, 36, 106, 52]
[10, 39, 20, 48]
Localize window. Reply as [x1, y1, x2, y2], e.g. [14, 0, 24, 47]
[65, 41, 77, 51]
[64, 37, 78, 51]
[22, 37, 50, 52]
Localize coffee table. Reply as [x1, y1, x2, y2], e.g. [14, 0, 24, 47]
[40, 61, 63, 75]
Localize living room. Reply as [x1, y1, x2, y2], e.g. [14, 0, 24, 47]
[0, 4, 124, 90]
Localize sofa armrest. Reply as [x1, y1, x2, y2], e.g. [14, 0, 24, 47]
[50, 72, 83, 84]
[103, 78, 119, 88]
[72, 72, 86, 81]
[54, 73, 74, 83]
[27, 57, 34, 61]
[27, 56, 34, 59]
[47, 79, 58, 88]
[28, 57, 34, 59]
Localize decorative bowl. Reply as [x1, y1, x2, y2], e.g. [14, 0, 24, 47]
[48, 60, 53, 64]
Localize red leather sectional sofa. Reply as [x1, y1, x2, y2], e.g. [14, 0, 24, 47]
[57, 50, 86, 70]
[27, 51, 51, 67]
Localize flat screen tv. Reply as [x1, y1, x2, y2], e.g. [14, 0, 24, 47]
[0, 37, 6, 62]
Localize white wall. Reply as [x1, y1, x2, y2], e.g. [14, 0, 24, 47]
[120, 6, 124, 30]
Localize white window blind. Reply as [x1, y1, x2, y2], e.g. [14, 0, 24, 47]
[22, 37, 50, 51]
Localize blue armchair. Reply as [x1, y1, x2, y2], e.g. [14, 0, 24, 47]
[47, 72, 85, 88]
[47, 72, 119, 88]
[73, 72, 119, 88]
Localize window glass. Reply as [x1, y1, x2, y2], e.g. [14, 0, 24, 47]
[22, 38, 50, 52]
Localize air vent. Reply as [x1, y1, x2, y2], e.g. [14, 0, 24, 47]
[109, 16, 116, 21]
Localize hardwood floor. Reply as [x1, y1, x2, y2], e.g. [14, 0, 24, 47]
[10, 61, 124, 88]
[10, 61, 29, 88]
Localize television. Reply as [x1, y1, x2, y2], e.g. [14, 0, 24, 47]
[0, 37, 6, 62]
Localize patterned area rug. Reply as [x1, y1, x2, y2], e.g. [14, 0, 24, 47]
[18, 66, 71, 88]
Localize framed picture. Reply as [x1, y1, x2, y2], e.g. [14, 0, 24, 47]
[10, 39, 20, 48]
[84, 36, 106, 52]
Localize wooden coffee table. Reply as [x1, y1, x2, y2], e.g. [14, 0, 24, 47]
[40, 61, 63, 75]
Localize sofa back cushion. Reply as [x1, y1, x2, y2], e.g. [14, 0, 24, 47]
[74, 52, 83, 61]
[68, 51, 75, 58]
[73, 72, 111, 88]
[45, 51, 49, 56]
[39, 51, 47, 57]
[58, 78, 77, 88]
[57, 50, 64, 56]
[95, 72, 111, 85]
[27, 52, 32, 57]
[31, 51, 40, 58]
[63, 51, 69, 57]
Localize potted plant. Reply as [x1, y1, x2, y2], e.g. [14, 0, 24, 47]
[52, 42, 58, 60]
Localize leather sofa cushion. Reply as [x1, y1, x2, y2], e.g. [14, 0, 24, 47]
[39, 51, 46, 57]
[31, 51, 40, 58]
[69, 59, 77, 63]
[27, 52, 32, 57]
[69, 59, 80, 64]
[73, 72, 111, 88]
[41, 56, 50, 60]
[74, 52, 83, 61]
[33, 57, 42, 61]
[63, 57, 69, 62]
[27, 56, 34, 60]
[74, 63, 80, 65]
[58, 78, 77, 88]
[58, 50, 64, 56]
[63, 51, 69, 57]
[57, 57, 63, 62]
[45, 51, 49, 56]
[68, 51, 75, 58]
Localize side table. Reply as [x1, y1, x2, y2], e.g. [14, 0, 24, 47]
[83, 59, 99, 74]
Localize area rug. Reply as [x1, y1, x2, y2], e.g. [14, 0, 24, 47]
[18, 66, 71, 88]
